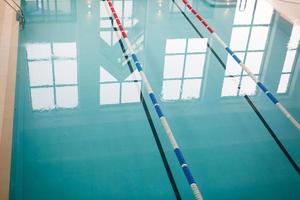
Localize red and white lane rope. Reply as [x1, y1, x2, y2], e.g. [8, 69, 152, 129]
[102, 0, 203, 199]
[180, 0, 300, 131]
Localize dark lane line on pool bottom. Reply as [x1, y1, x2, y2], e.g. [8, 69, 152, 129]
[171, 0, 300, 175]
[110, 18, 182, 199]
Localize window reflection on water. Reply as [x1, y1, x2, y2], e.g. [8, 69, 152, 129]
[23, 0, 300, 112]
[277, 26, 300, 94]
[99, 66, 141, 105]
[99, 0, 138, 46]
[26, 42, 78, 111]
[161, 38, 207, 101]
[222, 0, 273, 97]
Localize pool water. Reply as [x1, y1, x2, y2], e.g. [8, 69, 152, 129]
[10, 0, 300, 199]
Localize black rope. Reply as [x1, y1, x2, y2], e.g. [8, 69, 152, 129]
[172, 0, 300, 175]
[108, 17, 182, 199]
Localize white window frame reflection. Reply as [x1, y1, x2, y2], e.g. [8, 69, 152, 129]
[99, 0, 138, 46]
[277, 26, 300, 94]
[26, 42, 78, 111]
[222, 0, 273, 97]
[162, 38, 207, 101]
[99, 66, 142, 105]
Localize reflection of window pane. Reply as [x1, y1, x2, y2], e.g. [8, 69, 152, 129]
[100, 67, 118, 83]
[100, 20, 111, 28]
[282, 50, 296, 73]
[166, 39, 186, 54]
[182, 79, 201, 99]
[100, 1, 110, 17]
[187, 38, 207, 53]
[184, 54, 205, 78]
[114, 1, 123, 18]
[233, 0, 255, 25]
[53, 43, 77, 58]
[49, 1, 55, 12]
[100, 31, 112, 46]
[221, 77, 239, 96]
[230, 27, 250, 51]
[277, 74, 291, 93]
[240, 76, 257, 95]
[248, 26, 269, 50]
[253, 0, 273, 25]
[99, 29, 121, 47]
[121, 82, 141, 103]
[28, 61, 53, 87]
[100, 83, 120, 105]
[112, 31, 121, 44]
[133, 19, 138, 27]
[56, 86, 78, 108]
[124, 18, 132, 27]
[288, 26, 300, 49]
[125, 70, 141, 81]
[26, 43, 51, 60]
[56, 1, 71, 13]
[244, 52, 263, 75]
[162, 80, 181, 100]
[225, 53, 244, 76]
[31, 87, 55, 110]
[163, 55, 185, 79]
[54, 60, 77, 85]
[124, 1, 132, 18]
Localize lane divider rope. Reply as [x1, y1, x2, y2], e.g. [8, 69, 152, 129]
[102, 0, 203, 199]
[180, 0, 300, 131]
[110, 17, 182, 198]
[171, 0, 300, 175]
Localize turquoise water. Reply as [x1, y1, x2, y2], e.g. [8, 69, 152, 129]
[11, 0, 300, 199]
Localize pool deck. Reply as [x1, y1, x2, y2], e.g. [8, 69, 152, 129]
[0, 0, 299, 199]
[0, 1, 19, 199]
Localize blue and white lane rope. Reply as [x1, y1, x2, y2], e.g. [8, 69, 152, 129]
[103, 0, 203, 199]
[180, 0, 300, 131]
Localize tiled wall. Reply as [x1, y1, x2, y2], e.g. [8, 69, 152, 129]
[0, 1, 19, 199]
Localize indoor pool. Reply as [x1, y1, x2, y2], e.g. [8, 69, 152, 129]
[10, 0, 300, 199]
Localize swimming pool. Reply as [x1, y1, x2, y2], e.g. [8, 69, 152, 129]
[10, 0, 300, 199]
